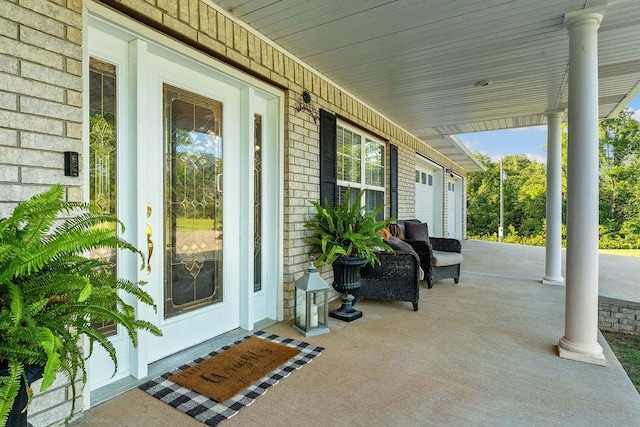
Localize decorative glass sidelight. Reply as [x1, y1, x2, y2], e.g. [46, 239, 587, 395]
[163, 84, 223, 318]
[254, 114, 262, 292]
[88, 57, 118, 336]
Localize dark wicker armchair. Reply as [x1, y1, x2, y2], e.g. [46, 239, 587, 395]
[404, 237, 462, 289]
[395, 220, 463, 289]
[356, 251, 420, 311]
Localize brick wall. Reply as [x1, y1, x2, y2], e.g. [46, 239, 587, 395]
[0, 0, 84, 218]
[599, 297, 640, 336]
[0, 1, 84, 425]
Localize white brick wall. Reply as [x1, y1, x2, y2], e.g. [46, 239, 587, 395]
[0, 0, 83, 220]
[0, 0, 84, 423]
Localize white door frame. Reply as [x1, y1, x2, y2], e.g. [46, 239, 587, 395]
[446, 173, 463, 240]
[84, 3, 284, 403]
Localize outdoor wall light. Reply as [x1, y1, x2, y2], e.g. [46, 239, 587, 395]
[295, 90, 319, 123]
[293, 258, 330, 337]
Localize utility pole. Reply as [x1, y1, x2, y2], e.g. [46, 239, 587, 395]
[499, 158, 504, 243]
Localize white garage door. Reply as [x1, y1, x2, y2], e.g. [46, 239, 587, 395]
[415, 166, 435, 228]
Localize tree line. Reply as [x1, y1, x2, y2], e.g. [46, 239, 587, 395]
[466, 109, 640, 249]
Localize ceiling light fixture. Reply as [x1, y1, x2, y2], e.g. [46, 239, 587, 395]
[474, 80, 492, 87]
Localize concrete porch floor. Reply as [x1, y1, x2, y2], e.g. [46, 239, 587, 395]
[70, 240, 640, 426]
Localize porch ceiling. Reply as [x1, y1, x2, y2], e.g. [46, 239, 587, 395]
[217, 0, 640, 172]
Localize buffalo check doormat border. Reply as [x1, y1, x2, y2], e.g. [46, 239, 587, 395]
[139, 331, 325, 426]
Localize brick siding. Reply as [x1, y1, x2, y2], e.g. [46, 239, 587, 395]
[0, 0, 83, 219]
[599, 297, 640, 336]
[0, 1, 84, 423]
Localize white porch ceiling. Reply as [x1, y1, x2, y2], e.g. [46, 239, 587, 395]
[217, 0, 640, 172]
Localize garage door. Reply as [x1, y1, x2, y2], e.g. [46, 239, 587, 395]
[415, 166, 435, 228]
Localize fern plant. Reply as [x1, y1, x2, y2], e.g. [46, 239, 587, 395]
[305, 188, 394, 266]
[0, 184, 162, 425]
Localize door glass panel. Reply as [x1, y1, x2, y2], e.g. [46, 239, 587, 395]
[163, 84, 223, 318]
[89, 57, 117, 337]
[254, 114, 262, 293]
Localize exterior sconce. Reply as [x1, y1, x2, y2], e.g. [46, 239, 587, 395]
[293, 258, 330, 337]
[295, 90, 319, 124]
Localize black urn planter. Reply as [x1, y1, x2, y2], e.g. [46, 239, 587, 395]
[1, 363, 44, 427]
[330, 256, 368, 322]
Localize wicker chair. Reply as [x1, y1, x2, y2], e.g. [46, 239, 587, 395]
[356, 250, 420, 311]
[396, 220, 463, 289]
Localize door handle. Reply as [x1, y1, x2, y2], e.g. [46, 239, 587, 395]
[146, 203, 153, 275]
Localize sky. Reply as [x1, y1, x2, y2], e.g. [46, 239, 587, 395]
[458, 93, 640, 164]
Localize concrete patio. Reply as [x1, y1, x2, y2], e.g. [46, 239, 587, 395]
[70, 240, 640, 426]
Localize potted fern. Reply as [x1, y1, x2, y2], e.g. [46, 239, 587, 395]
[0, 184, 162, 426]
[305, 188, 393, 321]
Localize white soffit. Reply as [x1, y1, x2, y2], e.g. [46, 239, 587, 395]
[218, 0, 640, 172]
[425, 135, 486, 172]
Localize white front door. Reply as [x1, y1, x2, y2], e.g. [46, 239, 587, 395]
[143, 52, 242, 363]
[87, 15, 281, 392]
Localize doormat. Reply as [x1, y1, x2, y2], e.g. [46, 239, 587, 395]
[139, 331, 325, 426]
[168, 336, 300, 403]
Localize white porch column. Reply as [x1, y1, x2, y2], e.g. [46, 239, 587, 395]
[543, 111, 565, 285]
[558, 8, 606, 366]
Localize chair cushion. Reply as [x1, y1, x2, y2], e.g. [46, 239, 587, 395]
[404, 221, 430, 244]
[432, 250, 464, 267]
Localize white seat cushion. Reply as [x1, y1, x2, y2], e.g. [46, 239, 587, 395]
[432, 250, 463, 267]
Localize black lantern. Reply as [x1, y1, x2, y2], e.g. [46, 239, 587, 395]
[293, 259, 330, 337]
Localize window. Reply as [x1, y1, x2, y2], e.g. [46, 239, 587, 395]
[89, 57, 118, 337]
[254, 114, 262, 292]
[337, 123, 385, 219]
[415, 170, 433, 186]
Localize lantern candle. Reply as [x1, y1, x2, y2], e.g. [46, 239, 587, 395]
[310, 304, 318, 327]
[298, 303, 306, 327]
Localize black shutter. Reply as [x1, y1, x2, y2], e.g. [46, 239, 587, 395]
[389, 144, 398, 219]
[319, 109, 337, 208]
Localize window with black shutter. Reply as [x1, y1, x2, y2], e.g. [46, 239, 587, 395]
[319, 109, 337, 208]
[389, 144, 398, 219]
[319, 111, 386, 218]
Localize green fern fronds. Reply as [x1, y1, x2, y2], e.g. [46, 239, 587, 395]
[305, 188, 393, 266]
[0, 184, 162, 425]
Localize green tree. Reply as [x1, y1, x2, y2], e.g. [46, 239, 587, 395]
[598, 109, 640, 247]
[467, 108, 640, 249]
[466, 153, 499, 236]
[467, 154, 546, 239]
